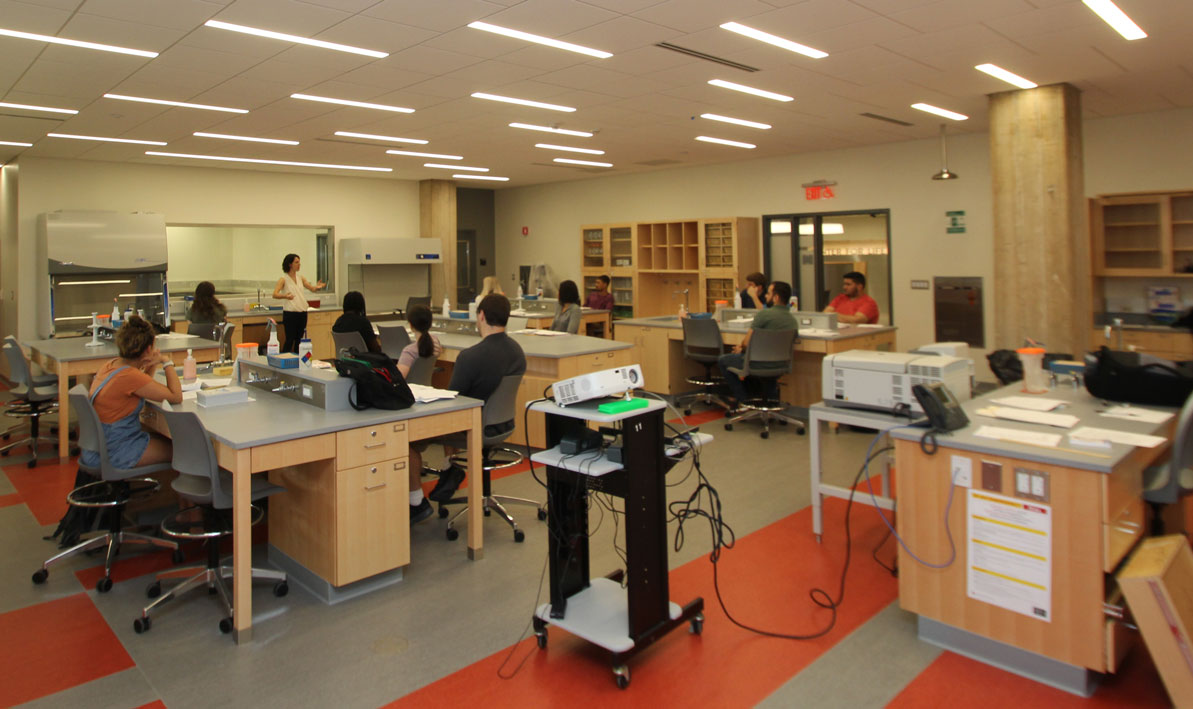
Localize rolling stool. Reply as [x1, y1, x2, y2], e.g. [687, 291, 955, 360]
[723, 328, 805, 439]
[1, 338, 60, 468]
[1142, 393, 1193, 536]
[674, 316, 731, 416]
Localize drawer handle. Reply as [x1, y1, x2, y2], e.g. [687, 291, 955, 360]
[364, 442, 387, 449]
[364, 482, 387, 491]
[393, 423, 406, 432]
[393, 461, 407, 471]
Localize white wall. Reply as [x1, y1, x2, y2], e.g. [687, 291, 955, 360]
[229, 227, 319, 284]
[166, 226, 233, 285]
[9, 157, 420, 339]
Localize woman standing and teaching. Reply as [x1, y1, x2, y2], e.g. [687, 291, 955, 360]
[273, 253, 325, 353]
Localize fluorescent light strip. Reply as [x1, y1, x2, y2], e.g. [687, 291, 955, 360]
[292, 94, 414, 113]
[974, 64, 1037, 90]
[204, 20, 388, 58]
[708, 79, 793, 102]
[467, 21, 611, 59]
[0, 140, 33, 147]
[0, 27, 157, 58]
[509, 122, 592, 137]
[0, 101, 77, 115]
[61, 279, 131, 286]
[54, 315, 98, 321]
[117, 292, 162, 298]
[534, 143, 604, 155]
[911, 103, 968, 121]
[719, 21, 827, 59]
[386, 150, 462, 160]
[453, 174, 509, 181]
[335, 131, 427, 145]
[105, 94, 247, 114]
[49, 132, 166, 145]
[1082, 0, 1147, 40]
[424, 163, 487, 172]
[695, 136, 755, 149]
[145, 151, 391, 172]
[194, 132, 298, 145]
[471, 92, 575, 112]
[554, 157, 613, 167]
[700, 113, 771, 129]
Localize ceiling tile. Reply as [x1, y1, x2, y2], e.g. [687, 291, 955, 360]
[362, 0, 504, 33]
[204, 0, 349, 36]
[0, 0, 74, 33]
[884, 0, 1036, 33]
[312, 15, 436, 54]
[77, 0, 223, 31]
[633, 0, 778, 33]
[483, 0, 620, 35]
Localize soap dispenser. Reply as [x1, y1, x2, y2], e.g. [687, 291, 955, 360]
[183, 348, 197, 383]
[266, 318, 280, 356]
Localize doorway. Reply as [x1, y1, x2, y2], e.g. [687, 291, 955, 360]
[456, 229, 476, 306]
[763, 210, 892, 324]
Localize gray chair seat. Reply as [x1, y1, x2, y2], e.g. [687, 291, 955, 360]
[675, 318, 730, 415]
[723, 328, 805, 439]
[2, 338, 61, 468]
[1141, 394, 1193, 534]
[332, 329, 368, 356]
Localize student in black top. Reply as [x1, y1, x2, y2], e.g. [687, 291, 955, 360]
[740, 272, 768, 309]
[332, 291, 381, 353]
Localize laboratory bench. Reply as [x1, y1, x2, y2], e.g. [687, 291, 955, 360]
[171, 305, 344, 360]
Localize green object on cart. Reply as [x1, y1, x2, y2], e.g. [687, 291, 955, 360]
[598, 398, 650, 414]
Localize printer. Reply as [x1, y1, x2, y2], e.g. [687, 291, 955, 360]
[823, 349, 971, 413]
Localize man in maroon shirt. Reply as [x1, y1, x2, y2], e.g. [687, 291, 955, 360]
[825, 271, 879, 324]
[584, 274, 615, 310]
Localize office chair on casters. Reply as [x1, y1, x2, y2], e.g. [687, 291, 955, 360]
[507, 316, 528, 332]
[405, 354, 437, 387]
[675, 317, 731, 416]
[332, 330, 368, 357]
[378, 324, 412, 359]
[723, 328, 805, 439]
[1142, 393, 1193, 536]
[440, 374, 543, 543]
[134, 410, 287, 635]
[186, 322, 219, 340]
[217, 322, 236, 362]
[2, 338, 60, 468]
[401, 296, 432, 318]
[32, 385, 179, 592]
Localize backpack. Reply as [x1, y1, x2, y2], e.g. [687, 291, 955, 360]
[334, 350, 416, 411]
[1084, 346, 1193, 407]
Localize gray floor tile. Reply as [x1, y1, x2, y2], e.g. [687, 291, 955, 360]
[18, 668, 159, 709]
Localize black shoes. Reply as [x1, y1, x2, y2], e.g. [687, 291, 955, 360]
[428, 465, 466, 503]
[410, 498, 433, 524]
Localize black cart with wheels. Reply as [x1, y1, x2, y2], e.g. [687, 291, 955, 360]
[528, 398, 704, 689]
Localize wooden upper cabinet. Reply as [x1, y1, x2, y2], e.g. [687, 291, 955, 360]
[1091, 194, 1174, 276]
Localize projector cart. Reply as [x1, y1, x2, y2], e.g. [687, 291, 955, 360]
[528, 399, 704, 689]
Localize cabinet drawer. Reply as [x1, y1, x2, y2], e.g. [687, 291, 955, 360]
[335, 459, 409, 585]
[336, 421, 409, 470]
[1103, 498, 1144, 572]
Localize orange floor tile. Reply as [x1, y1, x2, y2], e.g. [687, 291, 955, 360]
[0, 492, 20, 508]
[4, 456, 77, 525]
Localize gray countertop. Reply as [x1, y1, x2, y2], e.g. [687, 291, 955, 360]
[28, 335, 222, 362]
[434, 331, 631, 359]
[171, 305, 342, 322]
[614, 314, 896, 340]
[886, 382, 1174, 473]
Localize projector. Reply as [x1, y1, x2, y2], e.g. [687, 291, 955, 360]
[823, 350, 970, 414]
[553, 364, 644, 406]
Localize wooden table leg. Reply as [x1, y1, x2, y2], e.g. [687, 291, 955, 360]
[231, 449, 253, 644]
[467, 407, 484, 560]
[56, 367, 70, 459]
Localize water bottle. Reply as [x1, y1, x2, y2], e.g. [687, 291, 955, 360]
[442, 297, 451, 317]
[789, 295, 799, 313]
[111, 300, 121, 326]
[678, 303, 687, 319]
[298, 337, 313, 367]
[733, 291, 742, 309]
[468, 301, 477, 319]
[266, 319, 280, 356]
[183, 348, 197, 384]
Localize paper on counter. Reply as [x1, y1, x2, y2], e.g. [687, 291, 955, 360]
[1069, 426, 1166, 448]
[855, 323, 883, 328]
[513, 329, 568, 336]
[156, 333, 198, 340]
[974, 406, 1079, 429]
[729, 316, 753, 324]
[798, 327, 840, 338]
[409, 384, 458, 403]
[180, 381, 202, 392]
[973, 425, 1062, 448]
[990, 396, 1066, 412]
[201, 377, 231, 389]
[181, 391, 197, 401]
[1098, 406, 1174, 424]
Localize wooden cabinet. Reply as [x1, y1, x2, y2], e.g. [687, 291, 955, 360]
[1092, 195, 1169, 275]
[1088, 327, 1193, 360]
[335, 459, 409, 583]
[580, 223, 635, 319]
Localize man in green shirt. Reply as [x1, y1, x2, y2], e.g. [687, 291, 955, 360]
[718, 280, 796, 408]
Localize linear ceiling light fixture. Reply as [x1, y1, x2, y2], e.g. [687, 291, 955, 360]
[424, 163, 487, 171]
[1081, 0, 1147, 40]
[0, 27, 158, 57]
[719, 21, 827, 59]
[974, 63, 1037, 89]
[145, 151, 391, 172]
[700, 113, 771, 129]
[553, 157, 612, 167]
[695, 135, 756, 149]
[509, 122, 591, 137]
[292, 94, 414, 113]
[0, 140, 33, 147]
[708, 79, 793, 102]
[453, 174, 509, 181]
[467, 21, 611, 58]
[104, 93, 247, 114]
[48, 132, 166, 145]
[471, 92, 575, 112]
[386, 149, 463, 159]
[334, 131, 426, 144]
[534, 143, 604, 155]
[911, 103, 968, 121]
[0, 101, 77, 115]
[204, 20, 388, 57]
[194, 132, 298, 145]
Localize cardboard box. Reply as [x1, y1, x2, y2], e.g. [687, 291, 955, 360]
[1118, 535, 1193, 707]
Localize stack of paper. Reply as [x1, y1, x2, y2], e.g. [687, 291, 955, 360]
[973, 425, 1062, 448]
[990, 396, 1066, 412]
[974, 406, 1079, 429]
[409, 384, 458, 403]
[1098, 406, 1174, 424]
[798, 327, 840, 338]
[1069, 426, 1167, 448]
[513, 329, 568, 336]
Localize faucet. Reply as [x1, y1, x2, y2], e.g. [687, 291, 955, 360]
[271, 382, 300, 393]
[246, 371, 275, 385]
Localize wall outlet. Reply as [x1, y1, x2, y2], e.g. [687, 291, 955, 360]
[950, 455, 972, 488]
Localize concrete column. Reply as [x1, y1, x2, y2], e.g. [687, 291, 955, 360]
[420, 179, 456, 306]
[989, 83, 1089, 357]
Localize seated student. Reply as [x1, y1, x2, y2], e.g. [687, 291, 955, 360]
[332, 291, 381, 353]
[584, 275, 615, 310]
[550, 280, 582, 334]
[718, 280, 797, 409]
[83, 316, 183, 468]
[474, 275, 504, 303]
[409, 295, 527, 523]
[824, 271, 879, 324]
[740, 272, 768, 309]
[396, 304, 443, 379]
[186, 281, 227, 325]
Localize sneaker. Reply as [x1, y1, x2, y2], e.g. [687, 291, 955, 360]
[410, 498, 433, 524]
[428, 465, 466, 503]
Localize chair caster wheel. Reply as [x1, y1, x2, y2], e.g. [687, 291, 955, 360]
[689, 613, 704, 634]
[446, 527, 459, 541]
[1, 449, 8, 457]
[146, 581, 162, 599]
[797, 428, 806, 436]
[438, 506, 449, 518]
[273, 581, 288, 597]
[96, 576, 113, 593]
[219, 617, 233, 634]
[724, 424, 733, 431]
[514, 529, 525, 543]
[27, 459, 36, 468]
[614, 665, 630, 689]
[779, 419, 787, 425]
[70, 447, 81, 457]
[133, 617, 151, 634]
[31, 568, 48, 584]
[761, 431, 769, 439]
[537, 508, 547, 521]
[172, 548, 185, 564]
[483, 508, 491, 517]
[683, 409, 692, 416]
[0, 433, 7, 441]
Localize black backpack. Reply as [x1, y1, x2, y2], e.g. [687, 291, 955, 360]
[334, 350, 416, 411]
[1084, 346, 1193, 407]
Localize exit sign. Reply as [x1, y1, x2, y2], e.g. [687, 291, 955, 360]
[805, 186, 835, 200]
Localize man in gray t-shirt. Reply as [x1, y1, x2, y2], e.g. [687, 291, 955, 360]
[718, 281, 796, 407]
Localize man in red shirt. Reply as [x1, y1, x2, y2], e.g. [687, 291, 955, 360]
[583, 274, 615, 311]
[825, 271, 879, 324]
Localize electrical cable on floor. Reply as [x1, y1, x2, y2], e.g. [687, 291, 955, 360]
[496, 551, 551, 680]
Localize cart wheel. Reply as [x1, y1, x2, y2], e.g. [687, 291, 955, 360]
[779, 419, 787, 425]
[514, 529, 525, 543]
[96, 576, 113, 593]
[537, 508, 547, 521]
[27, 459, 37, 468]
[798, 427, 806, 436]
[172, 548, 185, 564]
[683, 408, 692, 416]
[760, 431, 769, 439]
[613, 665, 630, 689]
[146, 581, 162, 599]
[219, 617, 233, 634]
[31, 568, 48, 584]
[723, 423, 733, 431]
[535, 630, 547, 649]
[689, 613, 704, 635]
[133, 616, 151, 634]
[446, 527, 459, 541]
[273, 581, 289, 597]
